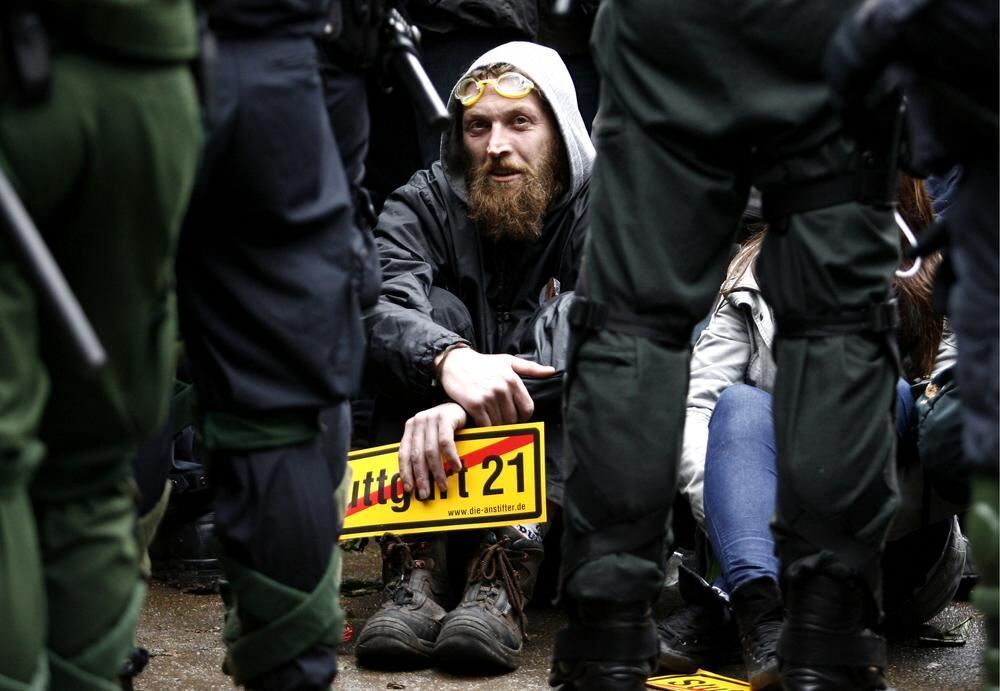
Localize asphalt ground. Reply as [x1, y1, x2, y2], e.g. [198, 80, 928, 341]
[134, 546, 990, 691]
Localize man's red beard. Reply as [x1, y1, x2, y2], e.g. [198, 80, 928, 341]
[466, 143, 563, 243]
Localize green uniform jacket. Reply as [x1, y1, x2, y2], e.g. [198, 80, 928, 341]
[44, 0, 198, 61]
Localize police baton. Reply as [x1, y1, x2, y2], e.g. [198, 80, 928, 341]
[383, 8, 450, 131]
[0, 167, 106, 372]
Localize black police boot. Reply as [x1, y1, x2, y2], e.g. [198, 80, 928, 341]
[779, 573, 888, 691]
[149, 456, 221, 590]
[149, 511, 222, 589]
[355, 533, 450, 669]
[549, 600, 658, 690]
[656, 564, 737, 673]
[730, 578, 782, 690]
[433, 528, 544, 672]
[118, 645, 149, 691]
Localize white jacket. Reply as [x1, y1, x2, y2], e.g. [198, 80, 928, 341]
[677, 268, 957, 527]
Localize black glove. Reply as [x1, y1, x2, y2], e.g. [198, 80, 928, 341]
[824, 0, 931, 115]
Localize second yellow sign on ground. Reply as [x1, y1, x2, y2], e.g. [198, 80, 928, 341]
[646, 670, 750, 690]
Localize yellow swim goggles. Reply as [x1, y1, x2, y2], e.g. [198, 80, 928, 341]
[452, 71, 536, 107]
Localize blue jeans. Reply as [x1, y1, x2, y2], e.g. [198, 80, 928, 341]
[704, 380, 914, 594]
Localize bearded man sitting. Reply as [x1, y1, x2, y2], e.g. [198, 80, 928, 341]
[357, 41, 594, 673]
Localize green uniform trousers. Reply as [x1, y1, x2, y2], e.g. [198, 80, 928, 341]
[562, 0, 899, 609]
[0, 53, 200, 689]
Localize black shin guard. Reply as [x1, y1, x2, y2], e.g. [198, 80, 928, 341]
[779, 573, 888, 691]
[549, 600, 657, 691]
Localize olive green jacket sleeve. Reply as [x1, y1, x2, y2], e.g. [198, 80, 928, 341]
[45, 0, 199, 61]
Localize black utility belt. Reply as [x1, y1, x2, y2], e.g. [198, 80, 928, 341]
[761, 169, 895, 224]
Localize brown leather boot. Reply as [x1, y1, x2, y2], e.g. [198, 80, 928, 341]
[433, 527, 544, 672]
[355, 533, 450, 669]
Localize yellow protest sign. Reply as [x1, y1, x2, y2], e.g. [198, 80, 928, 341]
[646, 670, 750, 690]
[341, 422, 546, 539]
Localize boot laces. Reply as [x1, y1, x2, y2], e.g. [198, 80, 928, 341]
[469, 536, 527, 634]
[743, 619, 781, 663]
[381, 534, 429, 605]
[657, 604, 714, 645]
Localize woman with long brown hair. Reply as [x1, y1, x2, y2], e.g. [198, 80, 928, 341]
[659, 176, 963, 690]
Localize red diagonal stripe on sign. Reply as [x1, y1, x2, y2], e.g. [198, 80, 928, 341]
[344, 433, 534, 518]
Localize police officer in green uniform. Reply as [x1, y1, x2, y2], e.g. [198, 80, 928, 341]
[550, 2, 901, 689]
[0, 2, 201, 689]
[827, 2, 999, 687]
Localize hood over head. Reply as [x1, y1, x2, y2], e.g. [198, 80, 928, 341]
[441, 41, 595, 204]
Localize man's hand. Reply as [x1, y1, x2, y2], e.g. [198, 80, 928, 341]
[398, 402, 468, 500]
[436, 347, 555, 427]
